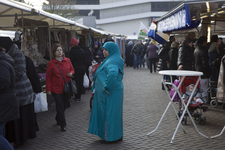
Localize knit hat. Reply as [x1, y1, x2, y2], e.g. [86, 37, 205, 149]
[70, 38, 79, 46]
[94, 41, 98, 45]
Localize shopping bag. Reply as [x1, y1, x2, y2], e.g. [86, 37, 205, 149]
[170, 79, 180, 102]
[83, 73, 90, 88]
[34, 92, 48, 113]
[70, 79, 77, 94]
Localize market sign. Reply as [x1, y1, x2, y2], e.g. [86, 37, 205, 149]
[157, 4, 191, 33]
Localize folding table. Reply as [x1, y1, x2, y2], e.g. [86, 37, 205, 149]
[147, 70, 208, 143]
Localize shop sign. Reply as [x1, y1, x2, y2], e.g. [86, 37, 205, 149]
[157, 4, 191, 33]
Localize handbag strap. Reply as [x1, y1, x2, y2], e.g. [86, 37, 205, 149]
[56, 63, 66, 82]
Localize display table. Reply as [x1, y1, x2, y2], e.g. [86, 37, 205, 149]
[147, 70, 208, 143]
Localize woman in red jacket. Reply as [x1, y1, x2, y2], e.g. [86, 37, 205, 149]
[46, 44, 74, 131]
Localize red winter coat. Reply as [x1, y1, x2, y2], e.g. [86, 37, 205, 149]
[46, 57, 74, 94]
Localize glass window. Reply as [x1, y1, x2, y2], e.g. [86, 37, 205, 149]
[152, 2, 181, 12]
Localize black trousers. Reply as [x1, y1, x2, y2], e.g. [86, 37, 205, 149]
[52, 93, 70, 127]
[149, 58, 157, 73]
[74, 71, 85, 99]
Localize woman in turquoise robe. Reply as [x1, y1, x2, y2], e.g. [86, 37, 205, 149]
[88, 42, 124, 142]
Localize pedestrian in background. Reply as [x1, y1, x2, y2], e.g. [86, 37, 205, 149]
[177, 37, 194, 70]
[208, 35, 220, 81]
[131, 40, 142, 69]
[88, 42, 124, 144]
[0, 37, 36, 147]
[194, 36, 211, 102]
[147, 40, 158, 73]
[0, 47, 19, 150]
[93, 41, 104, 63]
[69, 38, 86, 102]
[46, 44, 74, 131]
[125, 41, 134, 67]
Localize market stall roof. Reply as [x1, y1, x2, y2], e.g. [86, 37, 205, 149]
[90, 27, 109, 36]
[155, 0, 225, 33]
[0, 0, 89, 31]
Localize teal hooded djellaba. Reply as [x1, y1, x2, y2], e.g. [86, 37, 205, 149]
[88, 42, 124, 141]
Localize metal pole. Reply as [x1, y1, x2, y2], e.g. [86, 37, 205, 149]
[48, 26, 51, 60]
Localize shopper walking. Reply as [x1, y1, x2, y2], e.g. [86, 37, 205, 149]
[46, 44, 74, 131]
[131, 40, 143, 69]
[147, 41, 158, 73]
[88, 42, 124, 143]
[69, 38, 86, 101]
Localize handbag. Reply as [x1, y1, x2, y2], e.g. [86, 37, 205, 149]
[70, 79, 77, 94]
[56, 63, 71, 95]
[34, 92, 48, 113]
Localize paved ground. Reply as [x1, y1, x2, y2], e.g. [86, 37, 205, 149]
[16, 66, 225, 150]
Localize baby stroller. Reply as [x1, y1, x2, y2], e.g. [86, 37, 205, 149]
[177, 76, 207, 125]
[89, 60, 100, 110]
[207, 79, 218, 107]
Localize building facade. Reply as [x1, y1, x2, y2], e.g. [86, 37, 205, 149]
[74, 0, 191, 35]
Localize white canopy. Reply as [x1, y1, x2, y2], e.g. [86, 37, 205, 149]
[0, 0, 89, 31]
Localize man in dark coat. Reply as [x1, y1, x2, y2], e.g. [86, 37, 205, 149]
[69, 38, 86, 102]
[131, 40, 143, 69]
[177, 37, 194, 70]
[125, 41, 134, 67]
[194, 36, 211, 102]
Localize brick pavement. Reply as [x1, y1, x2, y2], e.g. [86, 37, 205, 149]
[16, 66, 225, 150]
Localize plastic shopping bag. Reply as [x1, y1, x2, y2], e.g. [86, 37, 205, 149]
[83, 73, 90, 88]
[34, 92, 48, 113]
[170, 79, 180, 102]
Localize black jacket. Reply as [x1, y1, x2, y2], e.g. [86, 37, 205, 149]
[131, 44, 143, 55]
[194, 46, 211, 79]
[177, 44, 194, 70]
[0, 52, 19, 122]
[169, 47, 178, 70]
[157, 45, 170, 71]
[25, 56, 42, 93]
[69, 46, 86, 74]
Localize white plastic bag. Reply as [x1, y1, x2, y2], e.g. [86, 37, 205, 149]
[34, 92, 48, 113]
[83, 73, 90, 88]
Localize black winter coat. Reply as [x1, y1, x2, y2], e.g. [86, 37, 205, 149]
[157, 45, 170, 71]
[125, 44, 134, 66]
[131, 44, 143, 55]
[194, 46, 211, 79]
[169, 47, 178, 70]
[69, 46, 86, 74]
[0, 52, 19, 122]
[177, 44, 194, 70]
[25, 56, 42, 93]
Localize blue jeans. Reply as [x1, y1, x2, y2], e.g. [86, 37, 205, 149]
[147, 58, 149, 68]
[133, 54, 141, 68]
[0, 135, 14, 150]
[140, 57, 145, 68]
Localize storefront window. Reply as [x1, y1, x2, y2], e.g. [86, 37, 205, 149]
[151, 2, 180, 12]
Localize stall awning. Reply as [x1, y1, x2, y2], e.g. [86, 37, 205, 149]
[0, 0, 89, 31]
